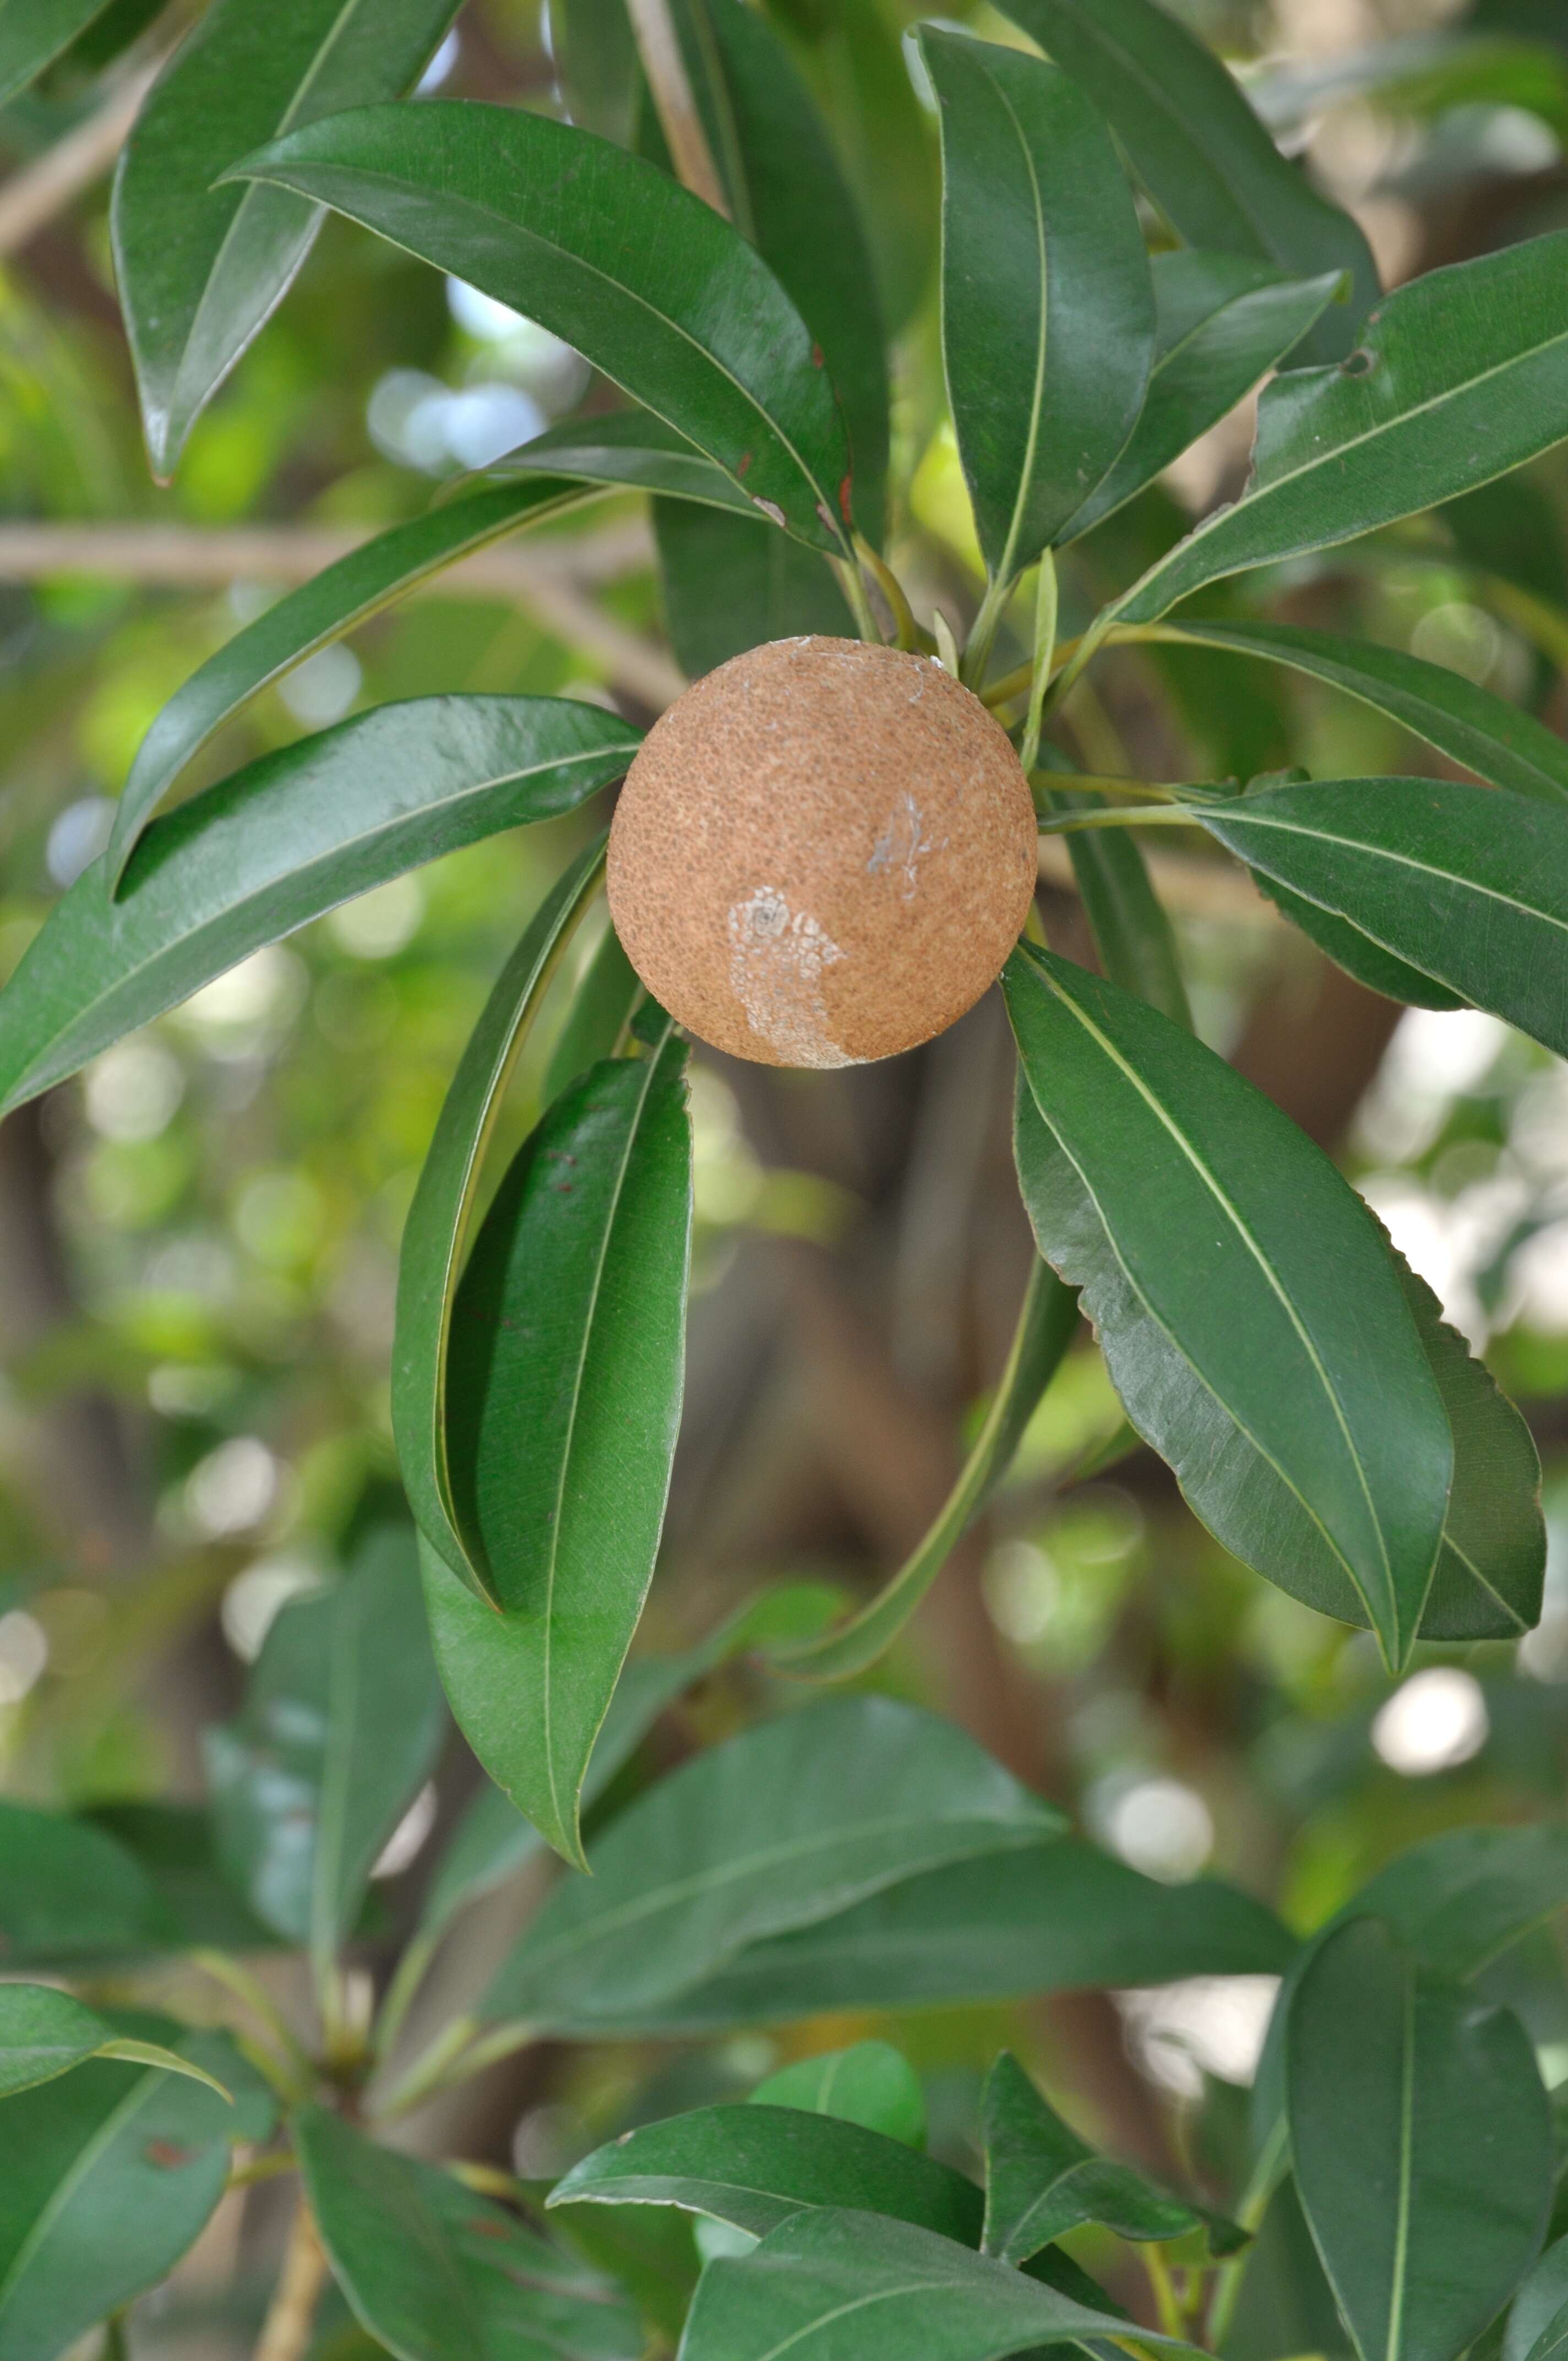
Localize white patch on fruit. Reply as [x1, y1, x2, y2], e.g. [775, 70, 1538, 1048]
[867, 792, 940, 900]
[727, 886, 854, 1067]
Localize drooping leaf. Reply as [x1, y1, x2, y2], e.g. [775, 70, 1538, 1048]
[750, 2042, 927, 2150]
[1189, 775, 1568, 1058]
[483, 409, 755, 514]
[981, 2052, 1243, 2264]
[549, 2104, 984, 2244]
[0, 0, 116, 102]
[432, 1023, 693, 1865]
[679, 2207, 1202, 2361]
[655, 500, 853, 678]
[769, 1256, 1078, 1679]
[0, 2024, 273, 2361]
[558, 1839, 1295, 2032]
[112, 0, 461, 478]
[0, 1802, 172, 1966]
[226, 101, 854, 551]
[922, 26, 1154, 583]
[549, 0, 640, 146]
[1286, 1917, 1551, 2361]
[651, 0, 889, 537]
[1149, 619, 1568, 805]
[994, 0, 1378, 362]
[392, 841, 608, 1601]
[412, 1585, 842, 1957]
[296, 2108, 643, 2361]
[1060, 254, 1345, 543]
[1112, 232, 1568, 627]
[1005, 944, 1452, 1667]
[482, 1695, 1062, 2032]
[204, 1527, 445, 1966]
[0, 695, 639, 1117]
[0, 1987, 230, 2105]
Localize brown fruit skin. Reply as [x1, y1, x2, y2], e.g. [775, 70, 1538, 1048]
[606, 636, 1037, 1068]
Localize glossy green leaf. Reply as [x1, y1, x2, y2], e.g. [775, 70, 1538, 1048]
[654, 500, 853, 678]
[1340, 1826, 1568, 1982]
[0, 1802, 172, 1966]
[1005, 944, 1452, 1667]
[1191, 775, 1568, 1058]
[550, 2104, 983, 2243]
[297, 2108, 643, 2361]
[1060, 254, 1344, 543]
[981, 2052, 1241, 2264]
[482, 410, 755, 510]
[226, 101, 854, 552]
[204, 1527, 445, 1965]
[0, 1987, 230, 2105]
[1505, 2234, 1568, 2361]
[0, 695, 639, 1117]
[1287, 1917, 1551, 2361]
[112, 0, 460, 478]
[769, 1255, 1078, 1679]
[392, 842, 608, 1601]
[543, 917, 641, 1101]
[414, 1584, 842, 1954]
[680, 2206, 1201, 2361]
[1035, 765, 1191, 1025]
[1113, 232, 1568, 627]
[994, 0, 1377, 363]
[483, 1695, 1062, 2031]
[1256, 877, 1467, 1014]
[0, 2024, 271, 2361]
[654, 0, 888, 535]
[923, 27, 1153, 583]
[549, 0, 639, 145]
[1151, 619, 1568, 806]
[432, 1024, 693, 1864]
[559, 1839, 1295, 2031]
[750, 2042, 926, 2149]
[0, 0, 115, 102]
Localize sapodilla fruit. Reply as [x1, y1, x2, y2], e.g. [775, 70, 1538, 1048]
[606, 635, 1037, 1068]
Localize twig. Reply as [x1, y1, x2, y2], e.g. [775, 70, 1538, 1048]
[0, 520, 682, 709]
[624, 0, 729, 215]
[0, 63, 158, 259]
[253, 2200, 328, 2361]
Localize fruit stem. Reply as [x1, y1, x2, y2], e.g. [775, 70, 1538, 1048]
[853, 535, 919, 650]
[832, 553, 884, 644]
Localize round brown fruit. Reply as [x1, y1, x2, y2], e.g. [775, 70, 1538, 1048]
[606, 635, 1037, 1068]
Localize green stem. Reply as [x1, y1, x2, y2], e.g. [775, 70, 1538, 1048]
[1205, 2118, 1287, 2351]
[368, 2012, 481, 2123]
[101, 2312, 129, 2361]
[1039, 602, 1118, 719]
[1018, 552, 1058, 778]
[961, 568, 1012, 688]
[832, 552, 883, 645]
[190, 1951, 312, 2101]
[1036, 804, 1201, 837]
[373, 1931, 438, 2064]
[1144, 2246, 1185, 2341]
[854, 535, 919, 651]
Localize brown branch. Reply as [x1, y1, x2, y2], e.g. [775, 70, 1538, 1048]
[624, 0, 730, 215]
[253, 2200, 328, 2361]
[0, 63, 158, 258]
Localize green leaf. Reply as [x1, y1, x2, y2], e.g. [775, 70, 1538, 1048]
[750, 2042, 926, 2149]
[549, 2104, 983, 2243]
[112, 0, 461, 478]
[544, 1839, 1295, 2032]
[768, 1256, 1078, 1680]
[434, 1024, 693, 1864]
[1504, 2234, 1568, 2361]
[483, 409, 757, 514]
[0, 1987, 230, 2105]
[679, 2206, 1202, 2361]
[0, 1803, 172, 1966]
[85, 1802, 284, 1952]
[994, 0, 1377, 363]
[1005, 944, 1452, 1667]
[106, 477, 601, 884]
[654, 500, 853, 678]
[1150, 619, 1568, 806]
[226, 101, 854, 552]
[392, 842, 609, 1602]
[1060, 254, 1345, 543]
[922, 26, 1153, 583]
[413, 1585, 842, 1954]
[1113, 233, 1568, 627]
[1190, 775, 1568, 1058]
[1035, 766, 1191, 1025]
[981, 2052, 1242, 2264]
[549, 0, 640, 146]
[0, 2025, 270, 2361]
[543, 917, 641, 1101]
[1286, 1917, 1551, 2361]
[204, 1527, 445, 1966]
[0, 0, 116, 103]
[482, 1695, 1063, 2031]
[0, 694, 639, 1117]
[296, 2108, 643, 2361]
[1340, 1826, 1568, 1982]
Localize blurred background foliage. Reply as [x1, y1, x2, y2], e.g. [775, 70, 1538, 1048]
[7, 0, 1568, 2347]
